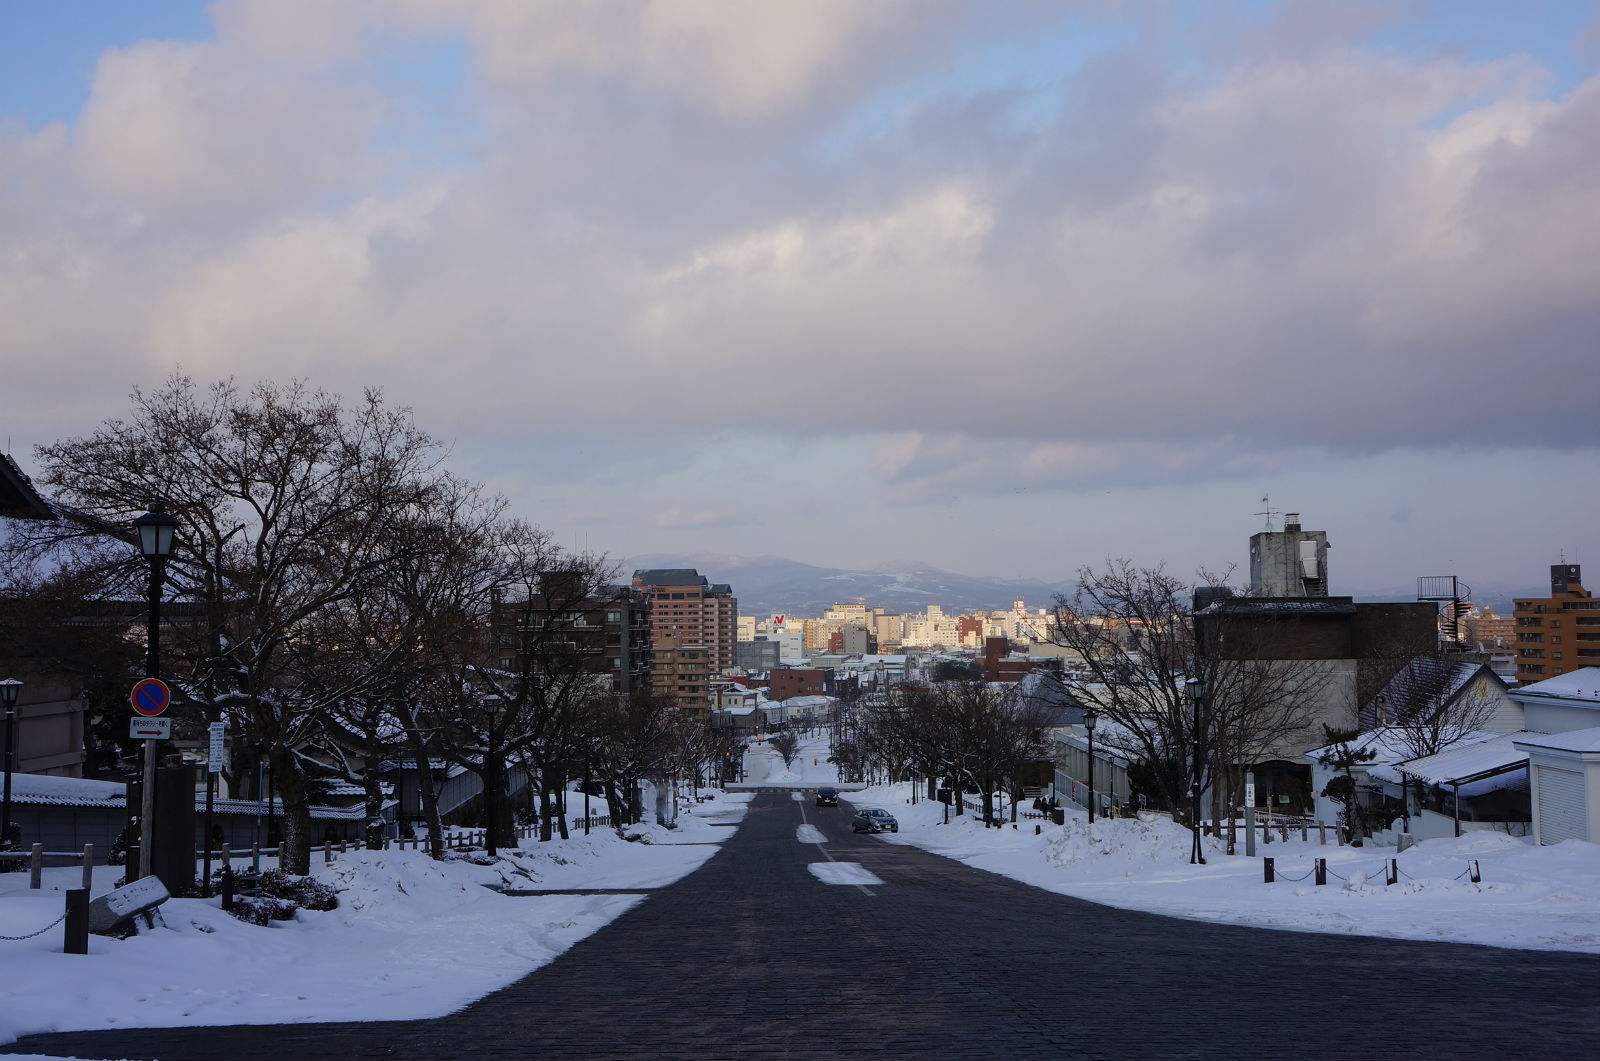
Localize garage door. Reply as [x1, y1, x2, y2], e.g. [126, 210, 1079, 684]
[1537, 767, 1587, 844]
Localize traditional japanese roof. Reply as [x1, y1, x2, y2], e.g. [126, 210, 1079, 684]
[8, 771, 379, 819]
[0, 453, 53, 519]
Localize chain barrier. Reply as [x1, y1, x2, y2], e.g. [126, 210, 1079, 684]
[0, 912, 67, 942]
[1276, 868, 1315, 882]
[1273, 860, 1479, 884]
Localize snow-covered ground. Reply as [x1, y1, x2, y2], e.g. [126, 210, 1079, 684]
[742, 730, 838, 785]
[846, 784, 1600, 953]
[0, 786, 749, 1045]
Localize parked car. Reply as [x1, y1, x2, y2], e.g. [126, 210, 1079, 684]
[851, 808, 899, 834]
[814, 787, 839, 807]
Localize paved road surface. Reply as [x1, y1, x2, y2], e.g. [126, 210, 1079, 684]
[13, 792, 1599, 1059]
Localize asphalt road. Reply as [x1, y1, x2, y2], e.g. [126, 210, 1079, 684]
[13, 791, 1599, 1059]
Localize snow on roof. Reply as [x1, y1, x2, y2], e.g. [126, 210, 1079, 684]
[10, 771, 374, 819]
[1514, 726, 1600, 754]
[1512, 667, 1600, 703]
[780, 695, 836, 708]
[1390, 731, 1538, 786]
[720, 706, 756, 716]
[1306, 726, 1423, 767]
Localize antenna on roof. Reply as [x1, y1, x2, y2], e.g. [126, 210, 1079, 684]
[1254, 493, 1278, 533]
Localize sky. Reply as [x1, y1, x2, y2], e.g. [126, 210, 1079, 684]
[2, 0, 1598, 595]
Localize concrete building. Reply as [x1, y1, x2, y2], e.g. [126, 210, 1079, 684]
[632, 568, 737, 709]
[873, 612, 903, 648]
[1249, 512, 1330, 597]
[736, 615, 757, 642]
[492, 582, 652, 695]
[1513, 564, 1599, 684]
[735, 636, 781, 674]
[652, 635, 709, 711]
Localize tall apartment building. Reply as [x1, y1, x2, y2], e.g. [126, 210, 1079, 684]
[1515, 564, 1600, 683]
[491, 582, 652, 695]
[874, 612, 903, 647]
[632, 568, 737, 709]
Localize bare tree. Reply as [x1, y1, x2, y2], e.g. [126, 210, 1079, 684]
[770, 730, 800, 770]
[1376, 658, 1501, 761]
[27, 375, 449, 873]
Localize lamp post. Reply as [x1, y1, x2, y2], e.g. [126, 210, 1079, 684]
[1185, 676, 1207, 866]
[134, 506, 178, 880]
[1083, 708, 1098, 825]
[0, 678, 22, 851]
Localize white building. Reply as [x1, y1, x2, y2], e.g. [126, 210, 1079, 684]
[1511, 668, 1600, 844]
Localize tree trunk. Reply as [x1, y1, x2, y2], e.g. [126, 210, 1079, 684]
[538, 773, 553, 842]
[980, 783, 994, 825]
[954, 778, 965, 816]
[927, 775, 937, 801]
[272, 751, 313, 875]
[363, 768, 386, 850]
[405, 730, 445, 861]
[556, 770, 569, 840]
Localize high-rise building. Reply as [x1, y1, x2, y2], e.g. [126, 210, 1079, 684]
[632, 568, 737, 709]
[736, 615, 756, 641]
[1514, 564, 1600, 683]
[491, 582, 652, 696]
[1249, 512, 1330, 597]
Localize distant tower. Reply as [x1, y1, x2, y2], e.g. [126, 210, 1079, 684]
[1248, 511, 1330, 597]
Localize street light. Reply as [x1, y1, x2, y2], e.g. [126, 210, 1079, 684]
[1185, 676, 1206, 866]
[134, 506, 178, 880]
[0, 678, 22, 851]
[1083, 707, 1098, 825]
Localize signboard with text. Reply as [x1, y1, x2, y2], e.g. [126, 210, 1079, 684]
[208, 721, 225, 773]
[130, 716, 171, 740]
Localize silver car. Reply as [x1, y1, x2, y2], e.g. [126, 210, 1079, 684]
[851, 808, 899, 834]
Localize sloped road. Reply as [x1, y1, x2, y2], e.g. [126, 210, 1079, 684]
[13, 792, 1599, 1059]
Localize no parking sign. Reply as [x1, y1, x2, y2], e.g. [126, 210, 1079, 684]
[130, 677, 172, 717]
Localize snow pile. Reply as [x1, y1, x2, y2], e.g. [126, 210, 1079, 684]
[849, 783, 1600, 953]
[0, 785, 753, 1045]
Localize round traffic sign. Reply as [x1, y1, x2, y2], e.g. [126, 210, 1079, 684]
[130, 677, 172, 717]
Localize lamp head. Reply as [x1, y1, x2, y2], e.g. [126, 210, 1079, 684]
[134, 507, 179, 558]
[0, 679, 21, 709]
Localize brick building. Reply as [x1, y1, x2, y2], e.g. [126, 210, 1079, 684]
[632, 569, 737, 710]
[768, 667, 833, 700]
[1515, 565, 1600, 684]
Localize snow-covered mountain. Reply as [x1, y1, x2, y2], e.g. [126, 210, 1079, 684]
[624, 553, 1071, 617]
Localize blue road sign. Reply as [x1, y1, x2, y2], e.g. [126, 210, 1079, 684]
[130, 677, 172, 717]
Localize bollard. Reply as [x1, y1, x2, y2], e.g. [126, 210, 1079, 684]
[221, 866, 235, 911]
[82, 844, 94, 893]
[1318, 820, 1326, 845]
[1279, 824, 1289, 843]
[1314, 858, 1327, 886]
[63, 888, 89, 955]
[30, 843, 44, 889]
[1386, 859, 1398, 886]
[1336, 831, 1345, 847]
[338, 840, 347, 854]
[1035, 824, 1041, 836]
[1469, 859, 1481, 883]
[1300, 826, 1308, 843]
[1263, 857, 1275, 884]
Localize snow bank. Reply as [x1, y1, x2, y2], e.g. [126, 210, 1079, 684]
[0, 785, 752, 1045]
[848, 784, 1600, 953]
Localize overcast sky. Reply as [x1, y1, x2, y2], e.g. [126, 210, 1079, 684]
[2, 1, 1597, 593]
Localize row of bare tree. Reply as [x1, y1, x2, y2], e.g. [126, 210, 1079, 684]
[2, 375, 736, 873]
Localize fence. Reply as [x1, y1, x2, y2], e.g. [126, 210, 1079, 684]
[1261, 855, 1482, 887]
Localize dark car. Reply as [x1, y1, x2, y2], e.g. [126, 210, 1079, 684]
[851, 808, 899, 834]
[814, 787, 839, 807]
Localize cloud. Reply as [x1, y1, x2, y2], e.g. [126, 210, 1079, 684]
[2, 1, 1597, 587]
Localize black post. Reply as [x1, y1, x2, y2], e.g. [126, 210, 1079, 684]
[1, 696, 15, 851]
[265, 758, 276, 849]
[63, 887, 89, 955]
[1086, 727, 1096, 825]
[1314, 857, 1327, 886]
[1189, 679, 1207, 865]
[202, 767, 215, 897]
[221, 864, 235, 910]
[137, 552, 164, 880]
[1263, 856, 1274, 883]
[583, 759, 591, 837]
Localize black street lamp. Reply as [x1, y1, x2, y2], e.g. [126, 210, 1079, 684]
[0, 678, 22, 851]
[134, 506, 178, 880]
[1083, 707, 1098, 825]
[1185, 676, 1207, 866]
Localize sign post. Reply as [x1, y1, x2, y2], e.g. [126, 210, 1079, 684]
[1244, 771, 1257, 858]
[130, 678, 171, 880]
[203, 721, 224, 896]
